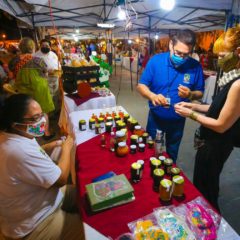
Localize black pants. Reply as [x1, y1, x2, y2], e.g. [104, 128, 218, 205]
[193, 140, 233, 212]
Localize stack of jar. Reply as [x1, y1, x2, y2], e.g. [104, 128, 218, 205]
[149, 156, 184, 202]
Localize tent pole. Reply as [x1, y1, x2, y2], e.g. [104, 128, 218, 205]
[136, 29, 140, 84]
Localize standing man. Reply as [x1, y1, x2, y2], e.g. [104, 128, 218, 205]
[35, 39, 61, 111]
[137, 29, 204, 162]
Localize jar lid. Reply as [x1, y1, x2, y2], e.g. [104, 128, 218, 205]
[164, 158, 173, 165]
[79, 119, 86, 123]
[150, 157, 157, 161]
[159, 156, 166, 161]
[106, 116, 113, 120]
[171, 167, 180, 175]
[98, 117, 104, 121]
[143, 132, 149, 137]
[132, 119, 138, 124]
[139, 143, 145, 148]
[151, 159, 161, 166]
[114, 115, 120, 119]
[130, 145, 137, 149]
[137, 159, 144, 165]
[124, 113, 129, 117]
[148, 140, 154, 144]
[105, 122, 112, 126]
[131, 162, 141, 169]
[89, 118, 95, 122]
[118, 142, 126, 147]
[116, 130, 125, 137]
[173, 175, 184, 184]
[153, 168, 165, 176]
[130, 135, 138, 140]
[134, 125, 141, 130]
[160, 179, 172, 187]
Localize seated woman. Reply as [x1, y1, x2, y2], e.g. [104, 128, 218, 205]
[0, 94, 83, 240]
[9, 37, 54, 139]
[174, 25, 240, 211]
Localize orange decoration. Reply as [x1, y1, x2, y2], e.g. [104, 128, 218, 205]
[77, 82, 91, 98]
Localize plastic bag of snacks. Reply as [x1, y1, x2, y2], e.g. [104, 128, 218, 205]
[171, 197, 221, 240]
[153, 208, 196, 240]
[128, 213, 169, 240]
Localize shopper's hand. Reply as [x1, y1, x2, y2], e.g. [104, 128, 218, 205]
[150, 94, 168, 106]
[62, 135, 74, 152]
[174, 104, 192, 118]
[175, 101, 196, 110]
[178, 85, 191, 98]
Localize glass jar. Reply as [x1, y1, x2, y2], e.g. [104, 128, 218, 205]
[79, 120, 86, 131]
[172, 175, 184, 197]
[98, 117, 105, 128]
[138, 143, 145, 152]
[131, 162, 141, 183]
[106, 116, 113, 123]
[89, 118, 96, 130]
[105, 122, 113, 133]
[133, 125, 144, 137]
[130, 135, 138, 145]
[130, 119, 138, 131]
[123, 113, 130, 123]
[153, 168, 165, 191]
[130, 145, 137, 154]
[171, 167, 181, 177]
[116, 142, 129, 157]
[164, 158, 173, 175]
[116, 120, 124, 131]
[114, 115, 121, 123]
[150, 159, 161, 176]
[137, 159, 144, 179]
[142, 132, 149, 144]
[95, 123, 101, 134]
[116, 130, 127, 143]
[148, 140, 154, 149]
[159, 156, 166, 165]
[159, 179, 172, 202]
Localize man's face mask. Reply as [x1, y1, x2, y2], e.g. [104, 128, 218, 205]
[171, 54, 188, 67]
[217, 52, 239, 72]
[41, 47, 50, 54]
[15, 116, 46, 137]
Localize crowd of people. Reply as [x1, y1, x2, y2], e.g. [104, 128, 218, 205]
[0, 25, 240, 239]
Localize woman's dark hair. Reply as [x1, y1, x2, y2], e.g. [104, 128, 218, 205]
[0, 94, 33, 131]
[170, 29, 196, 47]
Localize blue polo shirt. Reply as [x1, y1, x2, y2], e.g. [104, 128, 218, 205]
[139, 52, 204, 121]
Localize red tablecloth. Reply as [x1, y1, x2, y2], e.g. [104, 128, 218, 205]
[66, 92, 100, 106]
[76, 134, 201, 239]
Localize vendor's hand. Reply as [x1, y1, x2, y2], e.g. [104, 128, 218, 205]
[150, 94, 168, 106]
[174, 104, 192, 118]
[62, 135, 74, 153]
[178, 85, 191, 98]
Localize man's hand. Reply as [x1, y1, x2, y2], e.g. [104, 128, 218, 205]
[178, 85, 191, 99]
[150, 94, 168, 106]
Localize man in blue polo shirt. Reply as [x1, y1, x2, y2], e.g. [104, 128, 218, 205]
[137, 29, 204, 162]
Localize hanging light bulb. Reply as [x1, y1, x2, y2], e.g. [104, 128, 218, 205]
[160, 0, 175, 11]
[155, 34, 159, 40]
[118, 6, 126, 20]
[128, 39, 132, 44]
[75, 29, 79, 34]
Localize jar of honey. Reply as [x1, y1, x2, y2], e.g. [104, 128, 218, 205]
[116, 120, 124, 131]
[89, 118, 96, 130]
[142, 132, 149, 144]
[171, 167, 181, 177]
[123, 113, 130, 123]
[105, 122, 113, 133]
[130, 135, 138, 145]
[98, 117, 105, 128]
[172, 175, 184, 197]
[79, 120, 86, 131]
[150, 159, 161, 176]
[130, 119, 138, 132]
[159, 156, 166, 165]
[95, 124, 101, 134]
[159, 179, 172, 202]
[114, 115, 121, 123]
[116, 130, 126, 143]
[164, 158, 173, 175]
[153, 169, 165, 191]
[116, 142, 129, 157]
[131, 162, 141, 183]
[133, 125, 144, 137]
[148, 140, 154, 149]
[106, 116, 113, 123]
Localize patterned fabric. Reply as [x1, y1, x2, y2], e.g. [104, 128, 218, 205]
[218, 68, 240, 87]
[14, 54, 33, 77]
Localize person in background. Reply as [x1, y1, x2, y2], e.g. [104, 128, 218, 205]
[174, 25, 240, 211]
[137, 29, 204, 162]
[9, 37, 55, 139]
[35, 39, 61, 112]
[0, 94, 83, 240]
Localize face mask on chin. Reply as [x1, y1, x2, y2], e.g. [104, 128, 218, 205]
[14, 116, 46, 137]
[170, 53, 188, 68]
[217, 52, 239, 73]
[41, 47, 50, 54]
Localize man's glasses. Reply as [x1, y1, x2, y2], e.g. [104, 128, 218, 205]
[173, 48, 191, 59]
[22, 113, 45, 123]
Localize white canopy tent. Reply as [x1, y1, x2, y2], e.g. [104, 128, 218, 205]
[0, 0, 238, 39]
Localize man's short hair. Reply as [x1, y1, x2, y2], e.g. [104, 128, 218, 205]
[170, 29, 196, 47]
[40, 39, 51, 47]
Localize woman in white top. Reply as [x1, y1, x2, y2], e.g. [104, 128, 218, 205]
[0, 94, 83, 240]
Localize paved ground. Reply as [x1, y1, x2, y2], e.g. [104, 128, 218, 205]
[109, 65, 240, 235]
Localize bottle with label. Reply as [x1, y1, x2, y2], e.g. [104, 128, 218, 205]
[109, 132, 116, 152]
[154, 129, 163, 158]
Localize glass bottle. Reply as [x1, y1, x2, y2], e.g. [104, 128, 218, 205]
[100, 134, 106, 147]
[155, 129, 163, 158]
[109, 132, 116, 152]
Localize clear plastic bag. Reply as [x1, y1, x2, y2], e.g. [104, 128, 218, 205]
[128, 213, 169, 240]
[171, 196, 221, 240]
[153, 207, 196, 240]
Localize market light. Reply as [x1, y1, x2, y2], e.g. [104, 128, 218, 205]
[2, 34, 6, 39]
[155, 34, 159, 40]
[136, 38, 139, 43]
[97, 23, 115, 28]
[75, 29, 79, 34]
[74, 36, 78, 42]
[128, 39, 132, 44]
[118, 6, 126, 20]
[160, 0, 175, 11]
